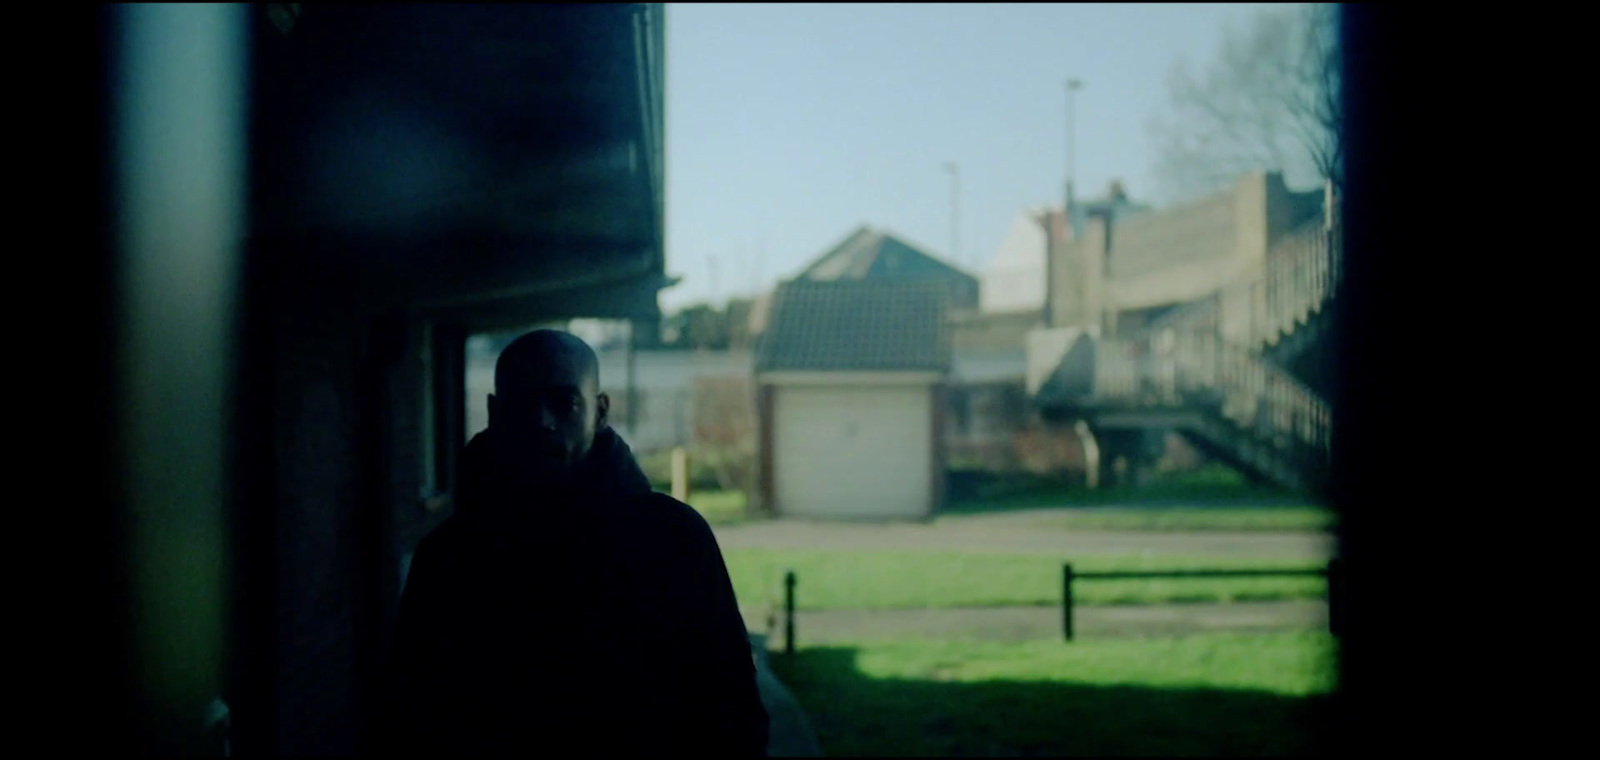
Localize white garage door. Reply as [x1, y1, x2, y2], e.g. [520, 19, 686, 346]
[774, 384, 932, 519]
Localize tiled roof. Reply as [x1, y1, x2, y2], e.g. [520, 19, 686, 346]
[798, 226, 976, 285]
[755, 279, 952, 373]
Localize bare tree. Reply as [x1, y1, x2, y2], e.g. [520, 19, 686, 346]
[1149, 4, 1341, 204]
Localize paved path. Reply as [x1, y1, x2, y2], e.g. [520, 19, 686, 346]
[741, 600, 1325, 756]
[745, 600, 1327, 645]
[713, 512, 1333, 560]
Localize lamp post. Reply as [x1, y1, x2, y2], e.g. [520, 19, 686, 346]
[1065, 78, 1084, 213]
[942, 161, 960, 269]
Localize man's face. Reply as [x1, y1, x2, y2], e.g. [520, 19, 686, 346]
[486, 349, 608, 487]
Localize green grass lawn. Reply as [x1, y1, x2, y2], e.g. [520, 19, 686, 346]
[944, 464, 1329, 525]
[679, 478, 1335, 531]
[771, 632, 1337, 756]
[682, 489, 751, 526]
[692, 495, 1335, 532]
[726, 549, 1329, 612]
[1031, 505, 1335, 532]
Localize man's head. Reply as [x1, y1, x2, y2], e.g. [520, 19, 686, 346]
[486, 329, 610, 488]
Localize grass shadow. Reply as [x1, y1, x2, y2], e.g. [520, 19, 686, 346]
[770, 646, 1335, 757]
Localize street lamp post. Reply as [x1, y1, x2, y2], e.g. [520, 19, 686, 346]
[1065, 78, 1084, 213]
[943, 161, 960, 269]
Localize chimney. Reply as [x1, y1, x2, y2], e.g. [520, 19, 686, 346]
[1090, 207, 1115, 261]
[1108, 179, 1126, 202]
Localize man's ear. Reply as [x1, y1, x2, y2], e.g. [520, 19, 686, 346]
[595, 392, 610, 429]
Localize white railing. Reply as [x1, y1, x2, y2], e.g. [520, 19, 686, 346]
[1092, 330, 1331, 464]
[1141, 211, 1341, 353]
[1262, 219, 1340, 348]
[1037, 193, 1340, 473]
[1092, 336, 1141, 401]
[1043, 196, 1342, 484]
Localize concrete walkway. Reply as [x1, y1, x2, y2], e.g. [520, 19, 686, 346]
[746, 600, 1327, 645]
[713, 516, 1332, 560]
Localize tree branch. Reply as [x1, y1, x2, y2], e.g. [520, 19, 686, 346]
[1149, 4, 1342, 199]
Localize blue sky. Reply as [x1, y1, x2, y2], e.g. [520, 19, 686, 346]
[661, 2, 1296, 311]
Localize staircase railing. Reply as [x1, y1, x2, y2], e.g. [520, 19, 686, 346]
[1262, 217, 1341, 348]
[1140, 211, 1341, 354]
[1091, 326, 1218, 408]
[1056, 192, 1341, 488]
[1093, 323, 1331, 467]
[1212, 337, 1331, 465]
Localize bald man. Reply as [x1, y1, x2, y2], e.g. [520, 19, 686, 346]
[381, 330, 769, 756]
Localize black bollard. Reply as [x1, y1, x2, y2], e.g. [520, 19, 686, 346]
[784, 570, 797, 655]
[1327, 558, 1342, 637]
[1063, 563, 1075, 642]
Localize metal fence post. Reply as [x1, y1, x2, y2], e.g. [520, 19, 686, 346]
[784, 569, 796, 655]
[1063, 563, 1075, 642]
